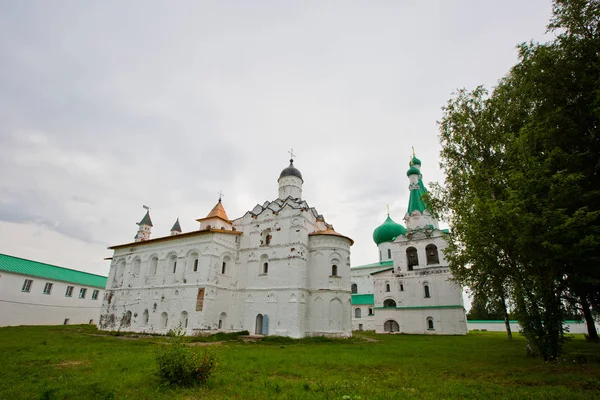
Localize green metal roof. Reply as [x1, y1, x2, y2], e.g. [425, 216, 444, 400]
[351, 260, 393, 269]
[407, 177, 430, 214]
[370, 267, 394, 275]
[373, 215, 406, 245]
[138, 210, 153, 227]
[0, 253, 108, 288]
[352, 294, 374, 305]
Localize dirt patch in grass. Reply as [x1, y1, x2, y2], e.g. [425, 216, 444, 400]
[55, 360, 89, 368]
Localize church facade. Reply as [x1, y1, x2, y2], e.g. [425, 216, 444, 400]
[99, 159, 353, 338]
[350, 155, 467, 335]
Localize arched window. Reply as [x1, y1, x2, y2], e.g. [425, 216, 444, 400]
[427, 317, 434, 330]
[406, 247, 418, 270]
[160, 312, 168, 329]
[399, 282, 404, 291]
[219, 312, 227, 330]
[114, 260, 125, 287]
[383, 299, 397, 307]
[222, 255, 231, 274]
[180, 311, 188, 329]
[351, 283, 358, 293]
[149, 257, 158, 275]
[424, 284, 431, 298]
[387, 249, 392, 259]
[132, 258, 141, 277]
[142, 309, 149, 326]
[385, 282, 391, 292]
[189, 253, 199, 272]
[263, 262, 269, 274]
[384, 320, 400, 332]
[354, 308, 361, 318]
[426, 244, 440, 265]
[331, 264, 338, 277]
[169, 255, 177, 274]
[368, 308, 373, 315]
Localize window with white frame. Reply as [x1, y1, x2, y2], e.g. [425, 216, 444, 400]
[79, 288, 87, 299]
[22, 279, 33, 292]
[92, 289, 99, 300]
[427, 317, 435, 330]
[354, 308, 361, 318]
[65, 286, 74, 297]
[43, 282, 53, 295]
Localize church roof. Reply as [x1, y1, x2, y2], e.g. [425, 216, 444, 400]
[170, 218, 182, 232]
[0, 253, 107, 288]
[278, 159, 303, 182]
[196, 199, 231, 223]
[109, 228, 242, 250]
[351, 260, 394, 269]
[309, 227, 354, 246]
[138, 210, 153, 227]
[373, 215, 406, 245]
[407, 177, 430, 215]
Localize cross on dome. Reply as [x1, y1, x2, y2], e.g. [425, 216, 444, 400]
[288, 148, 296, 161]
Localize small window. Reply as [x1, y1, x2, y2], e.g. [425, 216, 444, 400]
[22, 279, 33, 292]
[172, 260, 177, 274]
[265, 234, 272, 245]
[149, 257, 158, 275]
[427, 317, 434, 330]
[379, 251, 382, 261]
[193, 259, 199, 272]
[79, 288, 87, 299]
[221, 262, 226, 274]
[358, 323, 363, 331]
[331, 265, 338, 277]
[387, 249, 392, 259]
[92, 290, 99, 300]
[400, 283, 404, 291]
[351, 283, 358, 294]
[368, 308, 373, 315]
[65, 286, 74, 297]
[43, 282, 53, 295]
[354, 308, 361, 318]
[89, 319, 94, 324]
[385, 283, 391, 292]
[63, 318, 69, 325]
[424, 284, 431, 298]
[383, 299, 396, 307]
[263, 262, 269, 274]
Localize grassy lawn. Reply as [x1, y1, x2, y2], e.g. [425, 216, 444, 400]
[0, 325, 599, 399]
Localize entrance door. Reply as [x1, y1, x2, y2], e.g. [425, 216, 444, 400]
[255, 314, 263, 334]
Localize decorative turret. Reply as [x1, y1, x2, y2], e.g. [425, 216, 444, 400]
[404, 151, 439, 230]
[196, 196, 233, 231]
[278, 150, 303, 200]
[134, 207, 153, 242]
[170, 218, 182, 236]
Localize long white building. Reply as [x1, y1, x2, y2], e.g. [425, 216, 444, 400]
[100, 158, 354, 338]
[0, 253, 107, 327]
[351, 154, 467, 335]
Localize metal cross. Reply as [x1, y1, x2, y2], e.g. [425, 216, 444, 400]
[387, 204, 390, 216]
[217, 190, 224, 202]
[143, 205, 150, 211]
[288, 148, 296, 160]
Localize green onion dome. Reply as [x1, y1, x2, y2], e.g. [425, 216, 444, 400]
[406, 165, 421, 177]
[373, 215, 406, 245]
[409, 155, 422, 166]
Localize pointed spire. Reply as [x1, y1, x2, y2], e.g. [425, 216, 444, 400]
[170, 218, 182, 233]
[205, 199, 230, 221]
[138, 210, 153, 227]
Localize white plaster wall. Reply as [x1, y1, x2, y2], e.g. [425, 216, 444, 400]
[0, 271, 104, 327]
[351, 306, 375, 331]
[278, 176, 303, 200]
[467, 320, 600, 334]
[375, 308, 467, 335]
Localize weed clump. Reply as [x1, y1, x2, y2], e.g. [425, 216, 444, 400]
[155, 325, 216, 386]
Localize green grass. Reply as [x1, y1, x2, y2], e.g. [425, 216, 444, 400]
[1, 325, 599, 399]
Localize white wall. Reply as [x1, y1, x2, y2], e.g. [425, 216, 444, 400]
[0, 271, 104, 327]
[467, 320, 600, 335]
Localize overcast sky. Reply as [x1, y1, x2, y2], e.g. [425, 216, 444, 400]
[0, 1, 553, 281]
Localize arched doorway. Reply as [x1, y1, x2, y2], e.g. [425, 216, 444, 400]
[219, 312, 227, 330]
[384, 319, 400, 332]
[255, 314, 268, 335]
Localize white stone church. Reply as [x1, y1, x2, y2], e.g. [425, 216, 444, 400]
[100, 158, 354, 338]
[350, 154, 467, 335]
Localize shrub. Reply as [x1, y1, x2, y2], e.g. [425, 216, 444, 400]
[155, 326, 216, 386]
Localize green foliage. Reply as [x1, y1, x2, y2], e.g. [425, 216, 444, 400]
[155, 325, 217, 386]
[431, 0, 600, 360]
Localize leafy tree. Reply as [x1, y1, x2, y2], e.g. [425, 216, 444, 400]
[432, 0, 600, 359]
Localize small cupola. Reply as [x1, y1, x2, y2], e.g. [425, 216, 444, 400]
[373, 215, 406, 245]
[278, 158, 303, 200]
[134, 207, 153, 242]
[170, 218, 182, 236]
